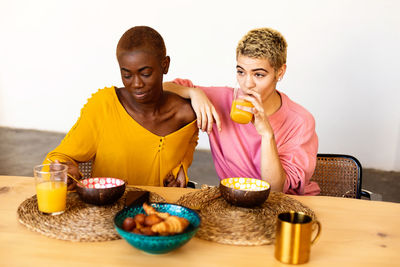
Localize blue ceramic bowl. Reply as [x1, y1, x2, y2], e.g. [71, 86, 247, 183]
[114, 203, 201, 254]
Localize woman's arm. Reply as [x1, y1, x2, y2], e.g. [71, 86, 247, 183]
[240, 91, 286, 191]
[163, 82, 192, 99]
[43, 91, 102, 187]
[163, 82, 221, 133]
[260, 134, 286, 191]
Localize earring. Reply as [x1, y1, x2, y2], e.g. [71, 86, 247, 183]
[278, 77, 282, 82]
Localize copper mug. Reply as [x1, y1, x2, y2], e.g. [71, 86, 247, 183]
[275, 211, 321, 264]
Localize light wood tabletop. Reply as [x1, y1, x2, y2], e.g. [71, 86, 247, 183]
[0, 175, 399, 267]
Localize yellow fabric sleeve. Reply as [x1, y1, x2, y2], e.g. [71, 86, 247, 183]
[43, 90, 103, 166]
[170, 128, 199, 184]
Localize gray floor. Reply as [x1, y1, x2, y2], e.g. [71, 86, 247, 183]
[1, 127, 399, 203]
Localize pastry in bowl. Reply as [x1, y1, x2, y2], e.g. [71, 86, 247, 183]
[114, 203, 200, 254]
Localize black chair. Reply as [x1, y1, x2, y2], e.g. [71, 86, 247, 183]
[311, 154, 372, 199]
[78, 160, 93, 179]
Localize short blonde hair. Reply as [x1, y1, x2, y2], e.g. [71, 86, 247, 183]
[236, 27, 287, 71]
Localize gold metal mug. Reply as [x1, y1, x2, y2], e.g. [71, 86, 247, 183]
[275, 211, 321, 264]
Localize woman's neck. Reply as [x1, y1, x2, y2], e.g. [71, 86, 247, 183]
[263, 90, 282, 116]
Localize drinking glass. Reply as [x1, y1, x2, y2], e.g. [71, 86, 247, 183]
[33, 163, 68, 215]
[230, 87, 254, 124]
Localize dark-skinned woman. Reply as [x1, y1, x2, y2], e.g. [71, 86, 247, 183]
[44, 26, 198, 189]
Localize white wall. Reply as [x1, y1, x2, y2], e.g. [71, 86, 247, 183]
[1, 0, 399, 171]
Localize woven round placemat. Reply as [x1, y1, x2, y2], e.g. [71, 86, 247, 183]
[17, 187, 165, 242]
[176, 185, 316, 246]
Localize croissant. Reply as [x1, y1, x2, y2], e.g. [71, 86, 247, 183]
[143, 203, 170, 219]
[151, 216, 190, 235]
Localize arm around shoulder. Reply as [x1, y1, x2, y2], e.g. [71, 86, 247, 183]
[164, 79, 205, 99]
[164, 80, 222, 133]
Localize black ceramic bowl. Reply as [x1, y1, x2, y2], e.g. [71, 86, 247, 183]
[76, 177, 126, 205]
[219, 177, 271, 208]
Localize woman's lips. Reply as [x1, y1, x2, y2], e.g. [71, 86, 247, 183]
[134, 90, 150, 98]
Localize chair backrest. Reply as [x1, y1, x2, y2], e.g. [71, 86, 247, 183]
[310, 154, 362, 198]
[78, 160, 93, 179]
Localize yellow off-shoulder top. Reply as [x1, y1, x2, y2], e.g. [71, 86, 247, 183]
[44, 86, 198, 186]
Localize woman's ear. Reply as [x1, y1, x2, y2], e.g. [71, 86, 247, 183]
[162, 56, 170, 74]
[277, 64, 287, 81]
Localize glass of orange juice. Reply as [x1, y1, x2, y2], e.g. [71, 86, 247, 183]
[230, 87, 254, 124]
[33, 163, 68, 215]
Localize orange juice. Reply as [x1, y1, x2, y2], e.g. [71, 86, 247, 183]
[36, 181, 67, 214]
[230, 100, 254, 124]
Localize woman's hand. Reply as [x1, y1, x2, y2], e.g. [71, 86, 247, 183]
[163, 82, 221, 133]
[188, 88, 221, 134]
[53, 160, 81, 190]
[240, 91, 274, 138]
[237, 92, 286, 191]
[163, 167, 186, 188]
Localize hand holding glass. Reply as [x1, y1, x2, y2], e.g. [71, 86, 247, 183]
[33, 163, 68, 215]
[230, 87, 254, 124]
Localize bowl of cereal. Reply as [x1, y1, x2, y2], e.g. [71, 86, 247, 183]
[76, 177, 126, 205]
[219, 177, 270, 208]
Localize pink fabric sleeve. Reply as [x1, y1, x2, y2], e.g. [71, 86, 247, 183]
[280, 117, 318, 195]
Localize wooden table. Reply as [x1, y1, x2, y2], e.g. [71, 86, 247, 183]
[1, 176, 399, 266]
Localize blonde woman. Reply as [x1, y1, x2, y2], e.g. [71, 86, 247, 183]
[164, 28, 319, 195]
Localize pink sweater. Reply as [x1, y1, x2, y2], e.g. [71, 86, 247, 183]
[173, 79, 320, 195]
